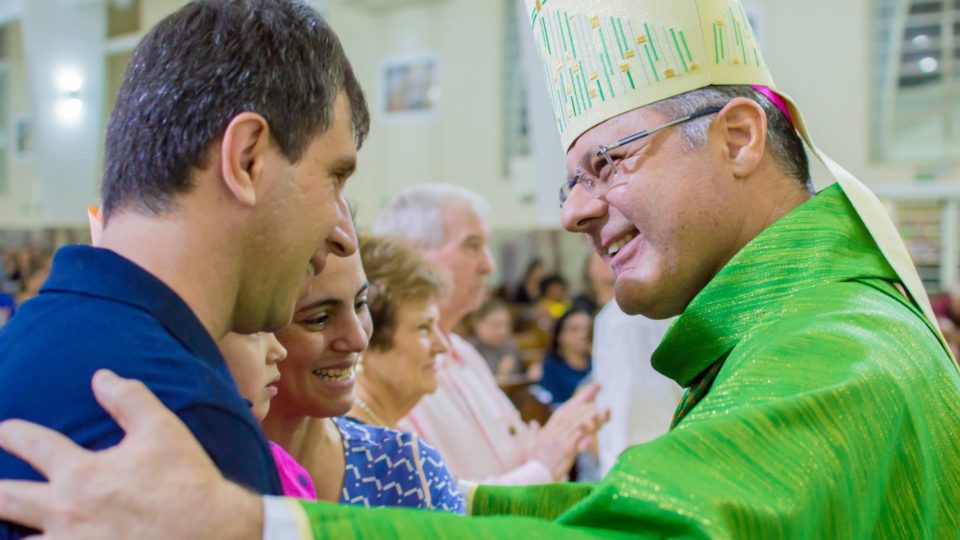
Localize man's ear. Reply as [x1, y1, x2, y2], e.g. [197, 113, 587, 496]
[714, 97, 767, 177]
[220, 112, 271, 208]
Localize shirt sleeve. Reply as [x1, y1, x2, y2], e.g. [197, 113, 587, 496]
[471, 459, 554, 486]
[263, 496, 312, 540]
[470, 483, 596, 519]
[293, 492, 618, 540]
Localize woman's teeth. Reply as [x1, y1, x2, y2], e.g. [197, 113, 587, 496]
[312, 366, 355, 382]
[608, 232, 637, 256]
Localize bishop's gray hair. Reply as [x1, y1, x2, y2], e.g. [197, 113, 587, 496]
[373, 184, 490, 249]
[649, 85, 812, 192]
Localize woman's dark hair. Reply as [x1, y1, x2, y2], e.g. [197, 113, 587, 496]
[102, 0, 369, 220]
[548, 308, 592, 359]
[521, 258, 544, 282]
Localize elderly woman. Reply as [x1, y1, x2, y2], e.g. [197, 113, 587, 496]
[346, 237, 448, 428]
[263, 235, 463, 512]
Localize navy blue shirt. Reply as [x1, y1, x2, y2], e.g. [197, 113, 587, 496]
[539, 353, 591, 404]
[0, 246, 281, 539]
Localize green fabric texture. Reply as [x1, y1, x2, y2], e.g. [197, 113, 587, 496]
[299, 185, 960, 538]
[669, 356, 725, 428]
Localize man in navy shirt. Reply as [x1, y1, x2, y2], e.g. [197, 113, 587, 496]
[0, 1, 369, 537]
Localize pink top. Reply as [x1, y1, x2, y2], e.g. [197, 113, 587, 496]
[398, 334, 553, 485]
[269, 441, 317, 500]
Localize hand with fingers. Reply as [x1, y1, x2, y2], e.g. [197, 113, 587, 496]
[532, 383, 611, 481]
[0, 370, 262, 540]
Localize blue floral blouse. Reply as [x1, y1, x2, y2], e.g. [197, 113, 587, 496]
[334, 417, 465, 514]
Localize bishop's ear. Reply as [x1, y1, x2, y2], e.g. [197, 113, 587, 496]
[219, 112, 271, 208]
[714, 97, 767, 178]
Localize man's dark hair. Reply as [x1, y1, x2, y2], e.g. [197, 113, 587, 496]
[101, 0, 370, 220]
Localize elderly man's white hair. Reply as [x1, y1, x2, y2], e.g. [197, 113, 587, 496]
[373, 184, 490, 249]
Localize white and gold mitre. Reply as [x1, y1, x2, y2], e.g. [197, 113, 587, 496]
[525, 0, 949, 340]
[526, 0, 771, 150]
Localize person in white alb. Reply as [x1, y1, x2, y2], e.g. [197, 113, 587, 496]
[374, 184, 608, 485]
[592, 300, 683, 475]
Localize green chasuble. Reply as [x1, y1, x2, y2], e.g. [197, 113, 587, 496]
[291, 185, 960, 538]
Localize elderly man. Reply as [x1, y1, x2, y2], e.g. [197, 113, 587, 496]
[374, 184, 606, 485]
[2, 0, 960, 538]
[0, 0, 366, 537]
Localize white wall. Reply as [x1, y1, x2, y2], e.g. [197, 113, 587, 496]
[0, 21, 40, 229]
[328, 0, 554, 229]
[744, 0, 938, 188]
[22, 0, 106, 227]
[1, 0, 950, 233]
[328, 0, 943, 233]
[0, 1, 106, 230]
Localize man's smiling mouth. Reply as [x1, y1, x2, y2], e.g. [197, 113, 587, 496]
[607, 231, 638, 256]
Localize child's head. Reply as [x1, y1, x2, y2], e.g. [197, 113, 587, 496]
[540, 274, 569, 302]
[219, 332, 288, 421]
[472, 299, 513, 348]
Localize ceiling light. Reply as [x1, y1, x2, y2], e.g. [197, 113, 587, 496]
[55, 97, 83, 124]
[918, 56, 939, 73]
[56, 71, 83, 94]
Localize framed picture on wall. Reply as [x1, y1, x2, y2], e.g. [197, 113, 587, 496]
[381, 54, 441, 122]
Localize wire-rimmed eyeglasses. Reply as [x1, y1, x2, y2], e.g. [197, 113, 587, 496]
[558, 106, 723, 207]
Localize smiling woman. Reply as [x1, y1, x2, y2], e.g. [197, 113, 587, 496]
[261, 236, 464, 513]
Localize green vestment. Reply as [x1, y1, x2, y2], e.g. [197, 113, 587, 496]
[293, 185, 960, 539]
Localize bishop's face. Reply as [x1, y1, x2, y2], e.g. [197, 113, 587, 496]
[560, 105, 746, 319]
